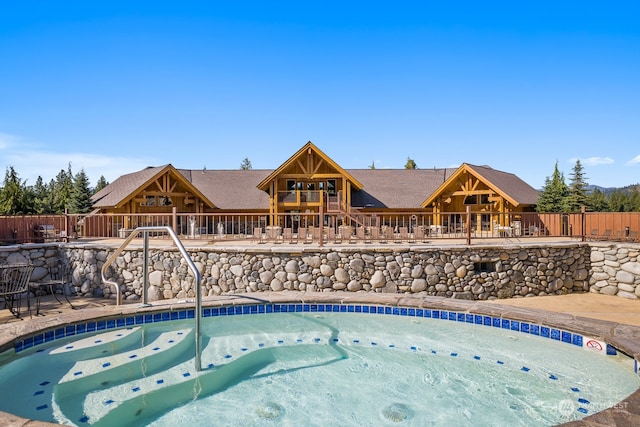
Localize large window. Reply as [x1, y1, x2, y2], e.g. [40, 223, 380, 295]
[464, 194, 491, 205]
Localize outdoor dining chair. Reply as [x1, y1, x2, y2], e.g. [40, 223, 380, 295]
[0, 263, 34, 318]
[31, 260, 75, 315]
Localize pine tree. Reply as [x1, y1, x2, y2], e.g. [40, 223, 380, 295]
[536, 162, 568, 212]
[629, 187, 640, 212]
[69, 169, 94, 214]
[565, 159, 589, 212]
[369, 161, 376, 169]
[52, 164, 73, 213]
[94, 175, 109, 194]
[404, 157, 417, 169]
[586, 188, 610, 212]
[240, 157, 252, 170]
[0, 166, 27, 214]
[608, 189, 630, 212]
[32, 176, 49, 214]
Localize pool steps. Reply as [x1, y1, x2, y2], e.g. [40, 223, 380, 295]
[55, 328, 194, 400]
[53, 329, 346, 426]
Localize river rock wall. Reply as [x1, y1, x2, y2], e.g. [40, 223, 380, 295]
[4, 242, 638, 301]
[589, 243, 640, 299]
[56, 244, 597, 301]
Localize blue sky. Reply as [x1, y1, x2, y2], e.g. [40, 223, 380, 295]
[1, 1, 639, 189]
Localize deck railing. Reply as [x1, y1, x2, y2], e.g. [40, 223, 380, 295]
[1, 210, 639, 245]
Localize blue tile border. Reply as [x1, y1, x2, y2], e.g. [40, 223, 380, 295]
[10, 302, 619, 362]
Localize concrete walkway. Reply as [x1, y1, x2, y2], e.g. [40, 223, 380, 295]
[488, 293, 640, 326]
[2, 291, 639, 326]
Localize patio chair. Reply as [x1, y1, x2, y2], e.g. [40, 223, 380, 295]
[312, 227, 322, 243]
[329, 227, 341, 243]
[253, 227, 266, 244]
[0, 263, 34, 318]
[283, 227, 293, 243]
[31, 260, 75, 315]
[596, 229, 612, 240]
[379, 225, 391, 243]
[407, 227, 417, 243]
[396, 227, 408, 243]
[296, 227, 307, 244]
[369, 226, 379, 243]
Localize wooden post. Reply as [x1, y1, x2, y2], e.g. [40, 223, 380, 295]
[64, 208, 70, 239]
[466, 206, 471, 245]
[581, 206, 586, 242]
[172, 207, 177, 234]
[319, 204, 324, 247]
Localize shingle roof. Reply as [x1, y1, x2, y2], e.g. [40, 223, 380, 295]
[183, 169, 271, 210]
[465, 164, 540, 205]
[348, 168, 458, 208]
[92, 164, 538, 211]
[92, 165, 169, 208]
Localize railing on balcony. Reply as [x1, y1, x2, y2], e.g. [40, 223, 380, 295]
[277, 190, 323, 204]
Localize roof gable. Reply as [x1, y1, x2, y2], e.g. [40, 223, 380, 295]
[92, 164, 216, 209]
[257, 141, 363, 191]
[421, 163, 539, 208]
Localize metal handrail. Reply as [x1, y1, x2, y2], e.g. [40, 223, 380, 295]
[100, 226, 203, 371]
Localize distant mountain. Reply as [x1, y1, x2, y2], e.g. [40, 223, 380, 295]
[587, 184, 639, 195]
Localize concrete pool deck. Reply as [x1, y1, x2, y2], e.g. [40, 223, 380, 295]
[2, 291, 639, 327]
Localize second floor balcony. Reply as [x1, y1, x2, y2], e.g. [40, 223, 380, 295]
[277, 190, 325, 206]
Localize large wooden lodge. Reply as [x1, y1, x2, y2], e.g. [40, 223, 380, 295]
[90, 141, 540, 238]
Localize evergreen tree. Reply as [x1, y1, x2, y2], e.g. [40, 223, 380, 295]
[369, 161, 376, 169]
[608, 189, 630, 212]
[69, 169, 94, 213]
[52, 164, 73, 213]
[21, 184, 36, 214]
[565, 159, 589, 212]
[629, 187, 640, 212]
[586, 188, 610, 212]
[240, 157, 252, 170]
[44, 179, 57, 214]
[32, 176, 49, 214]
[0, 166, 27, 214]
[94, 175, 109, 194]
[404, 157, 417, 169]
[536, 162, 568, 212]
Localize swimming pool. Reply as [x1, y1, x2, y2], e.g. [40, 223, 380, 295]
[1, 301, 638, 426]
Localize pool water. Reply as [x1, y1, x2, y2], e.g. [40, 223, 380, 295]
[1, 311, 638, 426]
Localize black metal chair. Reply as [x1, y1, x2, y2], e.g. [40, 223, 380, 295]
[31, 260, 75, 315]
[0, 263, 34, 318]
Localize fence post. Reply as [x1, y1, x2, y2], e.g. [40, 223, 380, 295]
[172, 207, 177, 234]
[64, 208, 70, 238]
[581, 206, 586, 242]
[466, 206, 471, 245]
[319, 205, 324, 247]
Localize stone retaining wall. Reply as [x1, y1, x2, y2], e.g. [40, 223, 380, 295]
[589, 243, 640, 299]
[2, 242, 638, 301]
[0, 245, 61, 282]
[59, 243, 594, 301]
